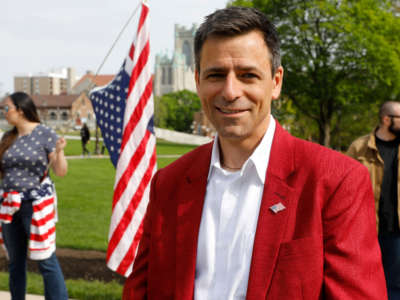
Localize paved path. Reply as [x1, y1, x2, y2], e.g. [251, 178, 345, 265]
[0, 291, 44, 299]
[0, 291, 76, 299]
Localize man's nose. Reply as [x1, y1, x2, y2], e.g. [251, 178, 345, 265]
[221, 73, 242, 101]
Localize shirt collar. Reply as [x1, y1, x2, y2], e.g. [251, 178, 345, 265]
[208, 116, 276, 184]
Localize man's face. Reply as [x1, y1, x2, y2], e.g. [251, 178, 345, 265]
[195, 30, 283, 144]
[389, 109, 400, 136]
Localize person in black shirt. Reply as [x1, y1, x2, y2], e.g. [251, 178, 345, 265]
[347, 101, 400, 299]
[80, 123, 90, 156]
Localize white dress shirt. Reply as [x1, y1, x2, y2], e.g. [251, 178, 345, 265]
[194, 116, 276, 300]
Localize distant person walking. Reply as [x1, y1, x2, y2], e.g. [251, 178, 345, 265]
[0, 92, 68, 300]
[80, 123, 90, 156]
[347, 101, 400, 299]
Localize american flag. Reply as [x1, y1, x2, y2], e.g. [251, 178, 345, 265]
[89, 0, 157, 277]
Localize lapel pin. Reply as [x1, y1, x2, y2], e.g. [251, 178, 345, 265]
[269, 202, 286, 214]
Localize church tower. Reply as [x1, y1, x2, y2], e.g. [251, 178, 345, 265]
[154, 24, 197, 96]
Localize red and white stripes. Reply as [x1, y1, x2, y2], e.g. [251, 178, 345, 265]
[106, 0, 157, 277]
[0, 179, 57, 260]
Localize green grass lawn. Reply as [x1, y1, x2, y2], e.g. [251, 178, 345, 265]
[63, 137, 197, 157]
[63, 139, 106, 157]
[53, 159, 114, 251]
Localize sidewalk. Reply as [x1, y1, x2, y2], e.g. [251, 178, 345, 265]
[0, 291, 76, 300]
[0, 291, 44, 299]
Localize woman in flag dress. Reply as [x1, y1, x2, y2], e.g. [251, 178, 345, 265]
[0, 92, 68, 300]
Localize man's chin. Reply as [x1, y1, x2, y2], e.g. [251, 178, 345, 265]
[217, 129, 248, 140]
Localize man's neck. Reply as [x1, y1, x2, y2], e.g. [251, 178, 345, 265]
[218, 119, 270, 170]
[376, 126, 397, 142]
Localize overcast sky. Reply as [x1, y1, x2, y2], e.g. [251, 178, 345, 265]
[1, 0, 228, 95]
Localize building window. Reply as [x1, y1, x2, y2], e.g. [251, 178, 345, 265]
[168, 67, 172, 85]
[182, 40, 192, 67]
[61, 112, 68, 120]
[162, 67, 166, 85]
[50, 112, 57, 120]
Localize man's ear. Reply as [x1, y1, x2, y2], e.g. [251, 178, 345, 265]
[271, 66, 284, 101]
[195, 69, 200, 93]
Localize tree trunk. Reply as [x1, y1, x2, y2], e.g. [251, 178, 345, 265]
[318, 120, 331, 147]
[323, 122, 331, 147]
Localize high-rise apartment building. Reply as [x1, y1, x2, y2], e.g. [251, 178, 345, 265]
[14, 67, 77, 95]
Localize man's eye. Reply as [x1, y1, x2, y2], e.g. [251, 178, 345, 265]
[206, 73, 224, 79]
[241, 73, 257, 79]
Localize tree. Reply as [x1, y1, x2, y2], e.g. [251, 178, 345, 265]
[230, 0, 400, 147]
[154, 90, 201, 133]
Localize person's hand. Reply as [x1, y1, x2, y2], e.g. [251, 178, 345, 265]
[56, 137, 67, 154]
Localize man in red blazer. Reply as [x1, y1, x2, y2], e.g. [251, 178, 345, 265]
[123, 6, 387, 299]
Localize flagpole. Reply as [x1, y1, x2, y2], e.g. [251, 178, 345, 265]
[90, 1, 142, 90]
[89, 0, 142, 154]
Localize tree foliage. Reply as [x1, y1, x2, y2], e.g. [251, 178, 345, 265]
[230, 0, 400, 148]
[154, 90, 201, 133]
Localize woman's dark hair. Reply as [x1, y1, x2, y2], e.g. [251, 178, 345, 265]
[194, 6, 281, 76]
[0, 92, 41, 174]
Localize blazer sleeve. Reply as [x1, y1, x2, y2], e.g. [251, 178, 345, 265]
[122, 171, 160, 300]
[322, 164, 387, 299]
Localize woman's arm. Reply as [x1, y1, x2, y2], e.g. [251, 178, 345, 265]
[49, 137, 68, 177]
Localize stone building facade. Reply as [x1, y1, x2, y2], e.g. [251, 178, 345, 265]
[153, 24, 197, 97]
[0, 93, 95, 130]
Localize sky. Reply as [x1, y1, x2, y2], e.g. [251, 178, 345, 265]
[1, 0, 229, 95]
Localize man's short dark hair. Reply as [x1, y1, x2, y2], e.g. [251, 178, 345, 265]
[194, 6, 281, 75]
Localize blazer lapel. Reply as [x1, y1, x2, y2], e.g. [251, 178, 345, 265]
[246, 123, 296, 300]
[175, 144, 212, 300]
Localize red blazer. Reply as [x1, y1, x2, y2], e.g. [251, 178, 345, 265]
[123, 122, 387, 299]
